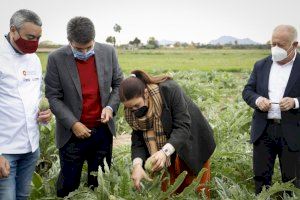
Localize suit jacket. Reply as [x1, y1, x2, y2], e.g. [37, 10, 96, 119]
[131, 80, 216, 175]
[45, 43, 123, 149]
[242, 53, 300, 151]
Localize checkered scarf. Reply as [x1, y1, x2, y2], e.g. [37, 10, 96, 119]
[125, 84, 167, 155]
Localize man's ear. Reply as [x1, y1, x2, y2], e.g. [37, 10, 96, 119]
[293, 41, 298, 48]
[10, 25, 17, 33]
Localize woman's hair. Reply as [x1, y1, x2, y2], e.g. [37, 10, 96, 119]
[119, 70, 172, 102]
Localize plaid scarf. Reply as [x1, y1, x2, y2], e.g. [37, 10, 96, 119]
[125, 84, 168, 155]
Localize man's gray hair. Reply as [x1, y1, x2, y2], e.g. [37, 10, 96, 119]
[10, 9, 42, 30]
[273, 25, 298, 42]
[67, 16, 95, 44]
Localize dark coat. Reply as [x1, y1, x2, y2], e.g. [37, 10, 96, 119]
[131, 80, 216, 175]
[242, 53, 300, 151]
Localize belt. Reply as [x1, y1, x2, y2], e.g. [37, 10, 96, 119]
[267, 119, 281, 124]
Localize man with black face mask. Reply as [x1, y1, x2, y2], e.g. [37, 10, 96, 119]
[0, 9, 52, 200]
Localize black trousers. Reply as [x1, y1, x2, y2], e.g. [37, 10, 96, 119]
[56, 125, 113, 197]
[253, 121, 300, 195]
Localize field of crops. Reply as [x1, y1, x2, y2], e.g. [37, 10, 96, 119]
[38, 48, 270, 73]
[32, 49, 300, 200]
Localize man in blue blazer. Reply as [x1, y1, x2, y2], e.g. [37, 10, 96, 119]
[243, 25, 300, 194]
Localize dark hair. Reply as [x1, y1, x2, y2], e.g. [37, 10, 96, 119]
[10, 9, 42, 30]
[119, 70, 172, 102]
[67, 16, 95, 44]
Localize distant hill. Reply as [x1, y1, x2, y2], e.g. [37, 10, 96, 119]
[209, 36, 259, 45]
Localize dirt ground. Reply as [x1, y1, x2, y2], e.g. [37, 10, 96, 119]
[113, 134, 131, 147]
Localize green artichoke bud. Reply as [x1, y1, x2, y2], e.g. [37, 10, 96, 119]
[145, 157, 154, 173]
[39, 97, 49, 111]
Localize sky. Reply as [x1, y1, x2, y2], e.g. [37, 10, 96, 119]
[1, 0, 299, 45]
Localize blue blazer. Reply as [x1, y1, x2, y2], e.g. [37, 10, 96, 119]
[242, 53, 300, 151]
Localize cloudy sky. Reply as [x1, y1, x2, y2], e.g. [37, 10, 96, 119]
[1, 0, 299, 45]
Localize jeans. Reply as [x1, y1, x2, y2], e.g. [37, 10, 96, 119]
[0, 149, 39, 200]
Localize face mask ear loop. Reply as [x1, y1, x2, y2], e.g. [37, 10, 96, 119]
[286, 42, 296, 58]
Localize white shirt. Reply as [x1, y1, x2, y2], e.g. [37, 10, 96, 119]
[268, 51, 298, 119]
[256, 51, 298, 119]
[0, 35, 42, 154]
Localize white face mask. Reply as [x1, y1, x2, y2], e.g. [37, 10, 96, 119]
[271, 43, 294, 62]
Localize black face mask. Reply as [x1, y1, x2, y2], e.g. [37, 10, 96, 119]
[134, 106, 148, 118]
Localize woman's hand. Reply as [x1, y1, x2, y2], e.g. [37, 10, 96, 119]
[150, 150, 167, 172]
[131, 164, 152, 191]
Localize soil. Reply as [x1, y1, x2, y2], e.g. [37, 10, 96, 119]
[113, 134, 131, 147]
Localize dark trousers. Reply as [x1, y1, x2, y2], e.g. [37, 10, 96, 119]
[253, 121, 300, 195]
[56, 125, 112, 197]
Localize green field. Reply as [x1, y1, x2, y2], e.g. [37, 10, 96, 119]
[38, 48, 270, 73]
[34, 70, 299, 200]
[33, 48, 300, 199]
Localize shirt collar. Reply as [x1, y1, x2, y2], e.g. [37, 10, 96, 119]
[283, 50, 297, 66]
[274, 50, 297, 68]
[4, 33, 23, 54]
